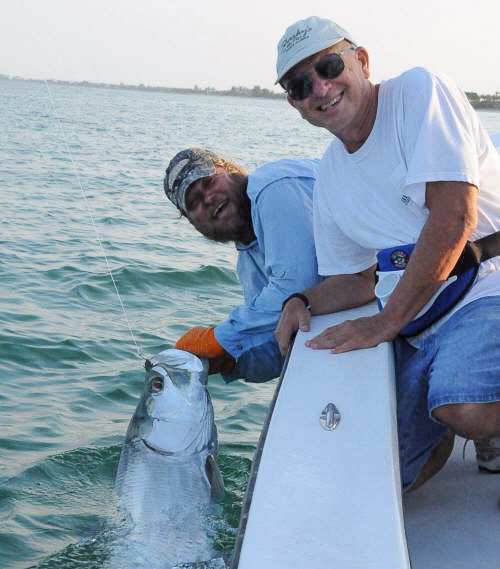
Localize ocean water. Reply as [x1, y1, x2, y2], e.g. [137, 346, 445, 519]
[1, 77, 499, 569]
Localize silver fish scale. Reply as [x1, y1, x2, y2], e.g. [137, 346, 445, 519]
[110, 349, 224, 569]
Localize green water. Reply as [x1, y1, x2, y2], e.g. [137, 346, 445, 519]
[1, 77, 330, 569]
[2, 77, 499, 568]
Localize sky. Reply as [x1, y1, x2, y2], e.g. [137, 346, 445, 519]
[1, 0, 499, 94]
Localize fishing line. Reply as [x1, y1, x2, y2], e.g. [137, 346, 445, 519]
[44, 80, 146, 361]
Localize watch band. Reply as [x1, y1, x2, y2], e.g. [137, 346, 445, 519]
[281, 292, 311, 312]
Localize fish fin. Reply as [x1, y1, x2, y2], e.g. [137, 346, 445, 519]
[206, 454, 224, 498]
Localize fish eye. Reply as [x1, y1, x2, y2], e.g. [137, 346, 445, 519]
[150, 375, 164, 394]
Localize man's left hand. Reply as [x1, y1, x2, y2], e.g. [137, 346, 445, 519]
[305, 314, 398, 353]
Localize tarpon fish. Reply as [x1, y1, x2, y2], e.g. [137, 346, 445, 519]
[111, 348, 224, 569]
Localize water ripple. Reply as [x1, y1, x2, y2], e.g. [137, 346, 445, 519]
[3, 77, 496, 569]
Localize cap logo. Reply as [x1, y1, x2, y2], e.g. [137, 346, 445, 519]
[280, 25, 313, 54]
[168, 158, 189, 190]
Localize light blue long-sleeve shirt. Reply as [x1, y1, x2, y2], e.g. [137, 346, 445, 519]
[214, 159, 319, 383]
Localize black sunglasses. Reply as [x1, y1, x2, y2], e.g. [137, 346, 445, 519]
[282, 48, 354, 101]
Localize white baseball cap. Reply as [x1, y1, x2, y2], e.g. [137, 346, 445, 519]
[276, 16, 355, 84]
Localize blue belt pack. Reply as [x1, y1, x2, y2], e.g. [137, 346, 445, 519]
[375, 232, 500, 337]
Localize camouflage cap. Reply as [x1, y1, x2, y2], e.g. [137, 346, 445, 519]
[164, 148, 218, 213]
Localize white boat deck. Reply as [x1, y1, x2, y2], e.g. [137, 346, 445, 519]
[231, 302, 499, 569]
[404, 437, 499, 569]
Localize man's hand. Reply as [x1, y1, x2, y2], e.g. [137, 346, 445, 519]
[175, 326, 235, 375]
[306, 313, 399, 354]
[275, 297, 312, 355]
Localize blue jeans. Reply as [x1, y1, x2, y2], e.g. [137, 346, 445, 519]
[222, 339, 284, 384]
[394, 295, 500, 490]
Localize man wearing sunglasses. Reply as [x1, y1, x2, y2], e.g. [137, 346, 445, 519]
[164, 148, 319, 383]
[274, 16, 500, 490]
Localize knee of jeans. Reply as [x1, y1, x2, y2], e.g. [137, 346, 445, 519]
[232, 342, 285, 383]
[432, 402, 500, 440]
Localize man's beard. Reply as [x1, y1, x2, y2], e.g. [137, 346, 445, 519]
[189, 174, 254, 244]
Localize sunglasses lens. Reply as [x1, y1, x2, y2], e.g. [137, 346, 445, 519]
[316, 53, 345, 79]
[284, 52, 346, 101]
[286, 75, 313, 101]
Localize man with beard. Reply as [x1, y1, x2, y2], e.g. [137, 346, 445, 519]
[164, 148, 318, 382]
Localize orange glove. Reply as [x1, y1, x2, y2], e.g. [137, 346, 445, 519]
[175, 326, 235, 375]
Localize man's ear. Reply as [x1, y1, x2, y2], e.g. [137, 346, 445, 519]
[287, 94, 297, 109]
[354, 47, 371, 80]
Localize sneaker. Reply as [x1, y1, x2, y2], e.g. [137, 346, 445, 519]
[474, 436, 500, 472]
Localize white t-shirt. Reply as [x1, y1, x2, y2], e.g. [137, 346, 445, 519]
[314, 67, 500, 340]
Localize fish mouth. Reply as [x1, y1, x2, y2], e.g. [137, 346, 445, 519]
[319, 92, 344, 111]
[142, 438, 175, 455]
[212, 199, 228, 219]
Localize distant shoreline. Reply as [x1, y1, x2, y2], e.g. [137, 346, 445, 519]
[0, 74, 285, 101]
[2, 73, 499, 110]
